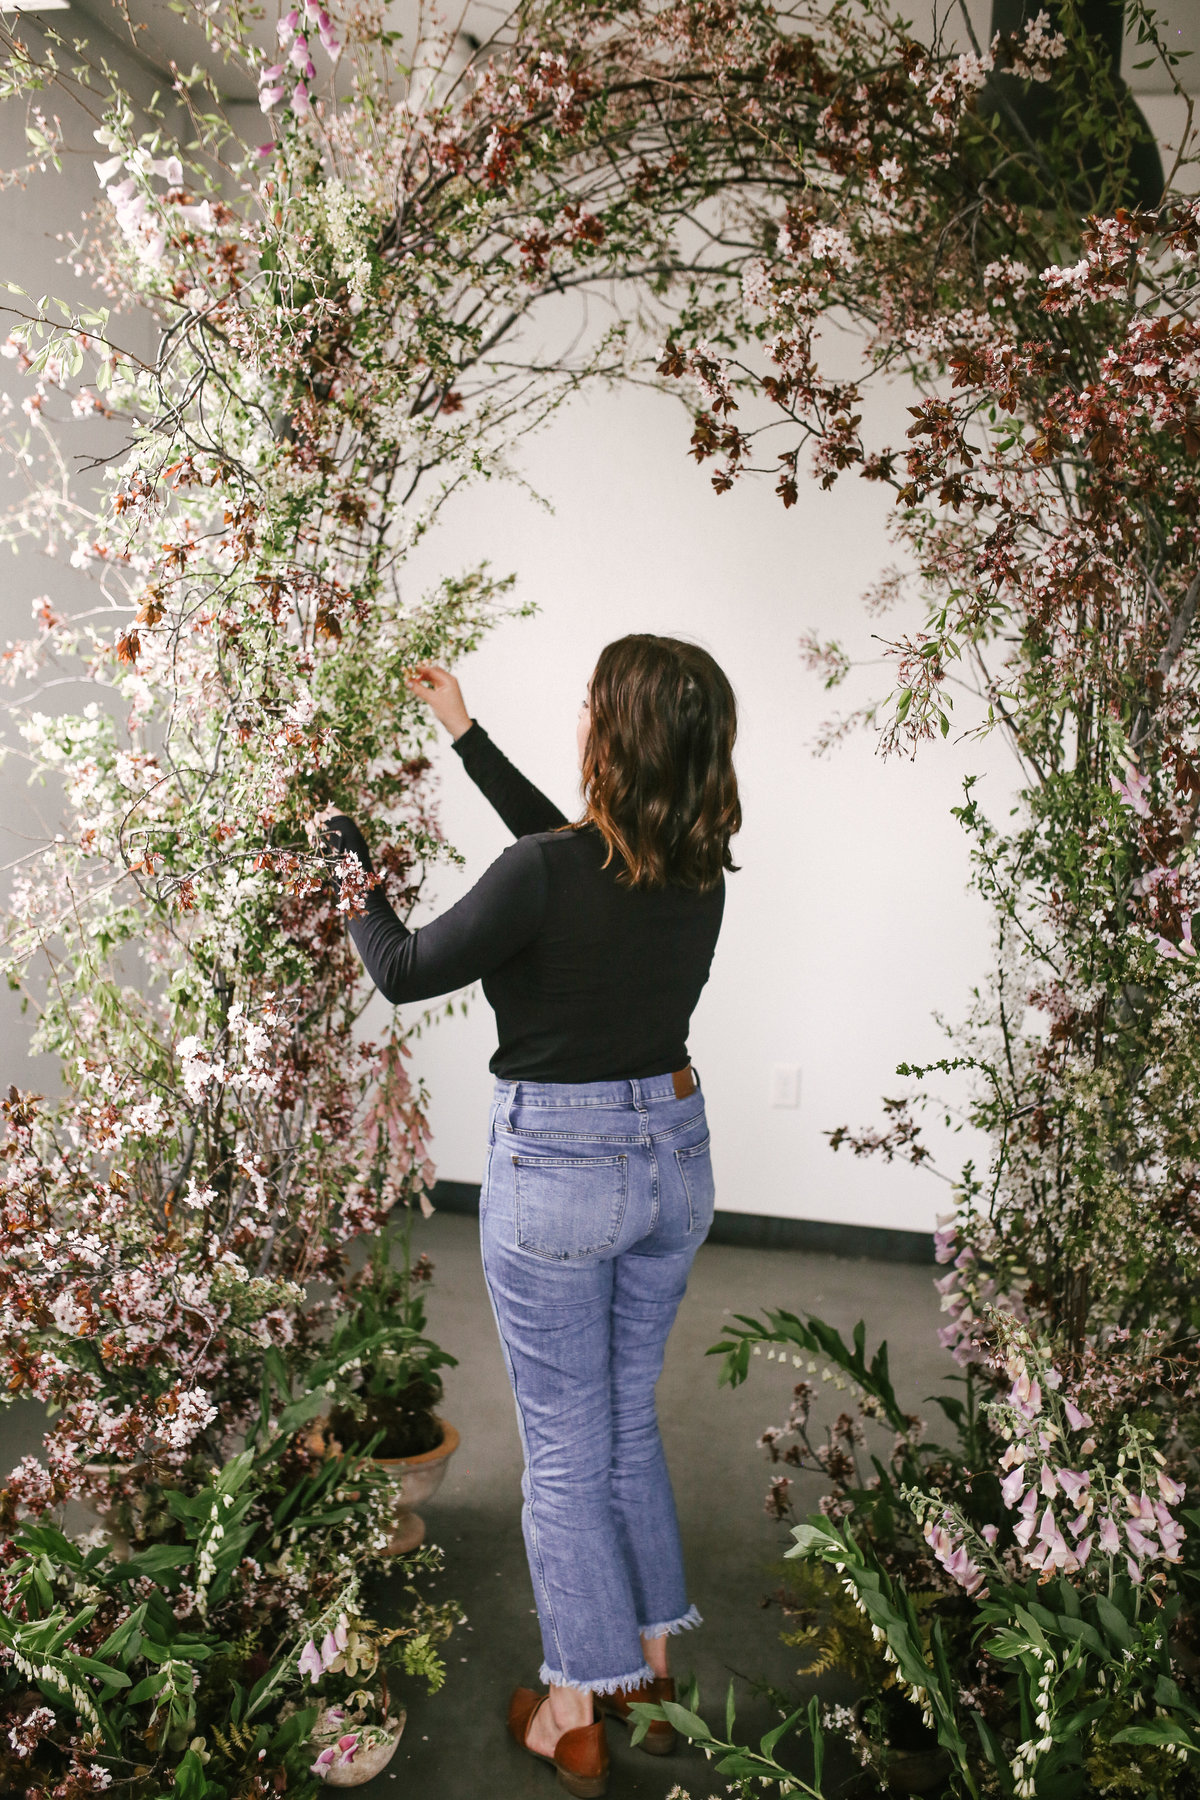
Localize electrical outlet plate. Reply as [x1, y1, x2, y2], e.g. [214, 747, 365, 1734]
[770, 1064, 801, 1108]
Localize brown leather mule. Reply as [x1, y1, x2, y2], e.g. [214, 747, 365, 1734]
[507, 1687, 610, 1798]
[596, 1675, 678, 1755]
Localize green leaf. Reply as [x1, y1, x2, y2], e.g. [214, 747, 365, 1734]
[760, 1705, 803, 1759]
[126, 1670, 169, 1706]
[110, 1544, 193, 1582]
[172, 1747, 213, 1800]
[1095, 1594, 1133, 1649]
[660, 1700, 711, 1740]
[1111, 1720, 1197, 1752]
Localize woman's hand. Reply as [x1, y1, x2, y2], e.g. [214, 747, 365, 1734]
[305, 802, 346, 846]
[405, 663, 473, 740]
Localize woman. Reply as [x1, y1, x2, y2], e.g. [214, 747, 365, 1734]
[322, 634, 739, 1798]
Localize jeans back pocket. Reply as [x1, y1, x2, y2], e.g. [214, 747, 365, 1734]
[513, 1153, 628, 1261]
[675, 1136, 715, 1235]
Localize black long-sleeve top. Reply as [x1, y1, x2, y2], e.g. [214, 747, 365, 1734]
[323, 722, 725, 1082]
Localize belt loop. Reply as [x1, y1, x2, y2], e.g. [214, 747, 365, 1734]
[502, 1081, 520, 1130]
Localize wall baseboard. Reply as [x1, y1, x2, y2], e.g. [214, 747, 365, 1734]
[426, 1180, 935, 1266]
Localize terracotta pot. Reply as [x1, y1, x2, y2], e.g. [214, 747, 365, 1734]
[317, 1711, 406, 1787]
[372, 1417, 460, 1553]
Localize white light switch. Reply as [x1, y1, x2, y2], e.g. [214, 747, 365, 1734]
[770, 1064, 802, 1108]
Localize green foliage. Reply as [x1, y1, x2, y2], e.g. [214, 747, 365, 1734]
[630, 1676, 827, 1799]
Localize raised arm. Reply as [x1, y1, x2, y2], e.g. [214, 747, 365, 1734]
[322, 815, 547, 1004]
[451, 722, 568, 837]
[405, 662, 569, 838]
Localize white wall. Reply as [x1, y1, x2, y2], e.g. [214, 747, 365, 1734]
[381, 377, 1014, 1234]
[2, 4, 1194, 1234]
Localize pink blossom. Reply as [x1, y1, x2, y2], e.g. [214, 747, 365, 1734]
[291, 80, 312, 118]
[311, 1747, 336, 1773]
[1056, 1468, 1089, 1505]
[1158, 1515, 1185, 1561]
[1110, 765, 1151, 817]
[1000, 1465, 1026, 1507]
[1125, 1521, 1157, 1559]
[933, 1225, 957, 1264]
[1098, 1515, 1121, 1556]
[1156, 913, 1196, 960]
[1014, 1489, 1039, 1547]
[1008, 1371, 1042, 1419]
[1063, 1399, 1091, 1431]
[299, 1639, 324, 1684]
[1158, 1471, 1186, 1506]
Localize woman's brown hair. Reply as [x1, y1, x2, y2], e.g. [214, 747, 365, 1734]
[578, 635, 740, 891]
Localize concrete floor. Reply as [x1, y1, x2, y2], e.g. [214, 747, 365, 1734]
[373, 1214, 950, 1799]
[1, 1216, 951, 1798]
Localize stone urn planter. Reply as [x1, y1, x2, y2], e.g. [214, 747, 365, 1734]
[373, 1417, 460, 1554]
[312, 1706, 406, 1786]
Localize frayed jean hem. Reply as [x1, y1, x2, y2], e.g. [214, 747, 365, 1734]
[539, 1660, 655, 1696]
[639, 1602, 702, 1640]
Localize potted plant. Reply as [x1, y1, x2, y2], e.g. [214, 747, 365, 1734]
[301, 1620, 411, 1787]
[325, 1218, 461, 1552]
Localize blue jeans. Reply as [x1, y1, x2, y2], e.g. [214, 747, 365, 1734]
[479, 1072, 715, 1695]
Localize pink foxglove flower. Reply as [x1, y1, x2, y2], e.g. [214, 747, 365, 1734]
[299, 1639, 324, 1684]
[1109, 765, 1151, 817]
[1157, 1471, 1186, 1506]
[1000, 1466, 1026, 1508]
[1056, 1468, 1089, 1506]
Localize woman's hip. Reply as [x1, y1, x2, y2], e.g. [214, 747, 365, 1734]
[480, 1075, 715, 1264]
